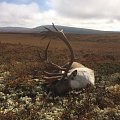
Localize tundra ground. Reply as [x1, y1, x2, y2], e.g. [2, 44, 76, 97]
[0, 33, 120, 119]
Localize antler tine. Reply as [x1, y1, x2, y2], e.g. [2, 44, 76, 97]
[49, 23, 75, 79]
[42, 76, 62, 82]
[42, 25, 67, 71]
[37, 39, 51, 62]
[40, 23, 60, 40]
[41, 30, 66, 82]
[44, 26, 52, 32]
[44, 39, 51, 62]
[42, 23, 75, 82]
[45, 23, 75, 79]
[43, 71, 64, 77]
[40, 26, 56, 40]
[58, 30, 75, 79]
[52, 23, 75, 63]
[52, 23, 59, 32]
[44, 38, 66, 71]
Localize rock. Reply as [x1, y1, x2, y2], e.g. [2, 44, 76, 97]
[0, 84, 5, 91]
[0, 92, 6, 100]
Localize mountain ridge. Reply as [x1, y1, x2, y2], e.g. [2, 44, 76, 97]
[0, 25, 117, 34]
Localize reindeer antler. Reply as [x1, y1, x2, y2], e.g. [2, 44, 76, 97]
[41, 23, 75, 82]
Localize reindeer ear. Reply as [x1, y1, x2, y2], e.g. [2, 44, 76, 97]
[71, 70, 77, 77]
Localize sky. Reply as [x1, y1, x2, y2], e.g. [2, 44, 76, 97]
[0, 0, 120, 31]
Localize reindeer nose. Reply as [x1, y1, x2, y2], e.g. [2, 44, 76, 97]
[87, 82, 94, 88]
[90, 80, 95, 86]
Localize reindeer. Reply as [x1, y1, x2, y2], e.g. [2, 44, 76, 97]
[40, 23, 95, 97]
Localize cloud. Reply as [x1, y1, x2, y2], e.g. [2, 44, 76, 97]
[44, 0, 120, 31]
[0, 2, 38, 27]
[0, 1, 68, 28]
[0, 0, 120, 31]
[48, 0, 120, 20]
[0, 2, 55, 27]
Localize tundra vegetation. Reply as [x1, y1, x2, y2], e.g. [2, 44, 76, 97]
[0, 31, 120, 119]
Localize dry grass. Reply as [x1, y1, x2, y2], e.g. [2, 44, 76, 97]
[0, 33, 120, 119]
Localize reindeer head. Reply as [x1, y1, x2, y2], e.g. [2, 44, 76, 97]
[40, 23, 95, 97]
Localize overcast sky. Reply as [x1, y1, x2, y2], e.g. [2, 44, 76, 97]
[0, 0, 120, 31]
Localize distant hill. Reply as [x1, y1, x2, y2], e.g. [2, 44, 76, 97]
[0, 25, 116, 34]
[32, 25, 108, 34]
[0, 27, 31, 33]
